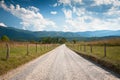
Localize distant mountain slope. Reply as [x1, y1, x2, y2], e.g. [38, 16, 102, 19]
[76, 30, 120, 37]
[0, 26, 36, 41]
[34, 31, 80, 37]
[0, 26, 120, 41]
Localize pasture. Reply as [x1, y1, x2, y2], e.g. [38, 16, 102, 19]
[67, 39, 120, 74]
[0, 42, 58, 75]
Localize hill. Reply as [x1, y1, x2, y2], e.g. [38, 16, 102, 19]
[0, 26, 120, 41]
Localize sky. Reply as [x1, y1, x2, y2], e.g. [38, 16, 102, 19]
[0, 0, 120, 32]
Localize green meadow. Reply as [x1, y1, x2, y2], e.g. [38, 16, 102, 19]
[67, 39, 120, 74]
[0, 42, 58, 75]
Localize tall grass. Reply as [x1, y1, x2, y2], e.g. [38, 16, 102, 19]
[67, 43, 120, 73]
[0, 42, 58, 75]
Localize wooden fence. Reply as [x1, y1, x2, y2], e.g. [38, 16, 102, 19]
[0, 42, 58, 61]
[68, 44, 120, 58]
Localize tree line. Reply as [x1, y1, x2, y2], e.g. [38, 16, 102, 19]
[39, 37, 67, 44]
[0, 35, 68, 44]
[0, 35, 78, 44]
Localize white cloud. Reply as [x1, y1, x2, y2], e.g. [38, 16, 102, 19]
[58, 0, 82, 6]
[73, 0, 82, 4]
[50, 11, 57, 15]
[93, 0, 120, 6]
[63, 25, 71, 32]
[94, 0, 113, 5]
[62, 9, 72, 19]
[73, 7, 86, 16]
[62, 7, 120, 32]
[58, 0, 120, 32]
[53, 3, 58, 7]
[52, 3, 61, 7]
[1, 0, 120, 32]
[105, 6, 120, 16]
[0, 0, 57, 31]
[0, 22, 7, 27]
[58, 0, 71, 5]
[64, 16, 120, 31]
[28, 6, 39, 12]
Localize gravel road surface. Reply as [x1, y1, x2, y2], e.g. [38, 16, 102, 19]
[0, 44, 120, 80]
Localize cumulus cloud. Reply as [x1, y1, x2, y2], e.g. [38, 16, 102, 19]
[28, 6, 39, 12]
[73, 0, 82, 4]
[105, 6, 120, 17]
[50, 11, 57, 15]
[58, 0, 82, 6]
[58, 0, 71, 5]
[62, 9, 72, 19]
[0, 22, 7, 27]
[62, 6, 120, 32]
[53, 3, 58, 7]
[63, 16, 120, 32]
[58, 0, 120, 32]
[63, 25, 71, 32]
[93, 0, 120, 6]
[0, 0, 56, 31]
[94, 0, 114, 5]
[73, 7, 86, 16]
[1, 0, 120, 32]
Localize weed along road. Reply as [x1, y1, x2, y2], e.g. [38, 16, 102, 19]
[0, 44, 120, 80]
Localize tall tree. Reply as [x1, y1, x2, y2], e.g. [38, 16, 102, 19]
[59, 38, 67, 44]
[1, 35, 10, 41]
[72, 39, 77, 44]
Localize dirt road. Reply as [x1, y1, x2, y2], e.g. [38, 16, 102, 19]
[0, 44, 119, 80]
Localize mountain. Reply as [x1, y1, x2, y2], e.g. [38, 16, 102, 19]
[34, 31, 80, 38]
[76, 30, 120, 37]
[0, 26, 120, 41]
[0, 26, 36, 41]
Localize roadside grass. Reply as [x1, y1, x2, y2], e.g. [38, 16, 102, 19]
[67, 44, 120, 74]
[0, 42, 58, 75]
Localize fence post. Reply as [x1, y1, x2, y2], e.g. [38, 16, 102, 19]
[90, 45, 92, 53]
[80, 45, 81, 50]
[81, 45, 82, 51]
[39, 44, 41, 51]
[84, 45, 86, 52]
[72, 44, 74, 49]
[44, 45, 45, 51]
[104, 44, 107, 57]
[27, 43, 29, 55]
[36, 43, 37, 53]
[6, 43, 10, 60]
[47, 44, 48, 50]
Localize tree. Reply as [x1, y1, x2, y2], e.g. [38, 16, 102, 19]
[59, 38, 67, 44]
[41, 37, 60, 44]
[72, 39, 77, 44]
[41, 37, 50, 44]
[1, 35, 10, 41]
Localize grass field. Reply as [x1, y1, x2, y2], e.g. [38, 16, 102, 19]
[67, 41, 120, 74]
[0, 42, 58, 75]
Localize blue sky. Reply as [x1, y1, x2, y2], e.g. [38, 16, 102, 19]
[0, 0, 120, 32]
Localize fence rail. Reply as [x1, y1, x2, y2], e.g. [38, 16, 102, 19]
[67, 44, 120, 59]
[0, 42, 58, 61]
